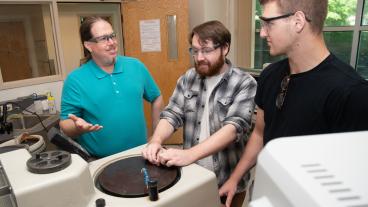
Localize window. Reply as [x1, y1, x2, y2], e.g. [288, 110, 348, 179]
[57, 2, 122, 76]
[363, 0, 368, 25]
[358, 0, 368, 78]
[253, 0, 368, 79]
[0, 0, 121, 90]
[254, 1, 284, 69]
[357, 31, 368, 78]
[0, 2, 61, 88]
[323, 0, 357, 66]
[324, 31, 353, 64]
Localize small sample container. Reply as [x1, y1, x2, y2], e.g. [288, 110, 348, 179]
[148, 179, 159, 201]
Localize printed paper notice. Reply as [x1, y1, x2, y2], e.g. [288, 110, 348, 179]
[140, 19, 161, 52]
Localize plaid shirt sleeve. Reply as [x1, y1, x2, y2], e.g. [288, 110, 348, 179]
[159, 73, 189, 129]
[221, 70, 257, 142]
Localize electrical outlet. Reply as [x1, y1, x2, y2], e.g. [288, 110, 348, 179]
[6, 104, 13, 112]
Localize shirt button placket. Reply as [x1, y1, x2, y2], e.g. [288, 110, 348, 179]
[110, 75, 120, 95]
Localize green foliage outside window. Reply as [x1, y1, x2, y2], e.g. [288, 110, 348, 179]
[324, 31, 353, 64]
[254, 33, 284, 69]
[254, 1, 284, 68]
[363, 0, 368, 25]
[357, 32, 368, 78]
[255, 1, 261, 30]
[325, 0, 357, 26]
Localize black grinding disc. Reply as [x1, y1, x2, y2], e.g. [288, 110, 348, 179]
[96, 156, 180, 197]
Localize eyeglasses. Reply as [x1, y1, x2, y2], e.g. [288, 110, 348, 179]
[89, 32, 117, 44]
[189, 45, 220, 57]
[276, 75, 290, 110]
[259, 12, 312, 32]
[259, 13, 295, 31]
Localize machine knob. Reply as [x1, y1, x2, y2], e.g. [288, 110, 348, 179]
[95, 198, 106, 207]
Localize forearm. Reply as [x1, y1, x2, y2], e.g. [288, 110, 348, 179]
[228, 107, 264, 183]
[151, 95, 164, 131]
[228, 133, 262, 183]
[149, 119, 175, 144]
[189, 124, 237, 161]
[59, 119, 83, 138]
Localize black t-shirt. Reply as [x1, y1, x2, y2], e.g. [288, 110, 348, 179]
[256, 54, 368, 144]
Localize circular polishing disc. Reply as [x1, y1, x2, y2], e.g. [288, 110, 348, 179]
[96, 156, 180, 197]
[27, 150, 71, 174]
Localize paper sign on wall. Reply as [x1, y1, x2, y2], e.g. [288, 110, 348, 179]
[139, 19, 161, 52]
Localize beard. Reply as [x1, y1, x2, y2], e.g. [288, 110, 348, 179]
[94, 52, 117, 68]
[194, 53, 225, 77]
[103, 46, 117, 65]
[91, 44, 118, 67]
[101, 55, 116, 66]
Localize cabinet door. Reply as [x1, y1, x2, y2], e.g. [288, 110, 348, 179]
[122, 0, 190, 144]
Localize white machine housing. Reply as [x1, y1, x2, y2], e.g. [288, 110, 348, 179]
[0, 145, 221, 207]
[249, 131, 368, 207]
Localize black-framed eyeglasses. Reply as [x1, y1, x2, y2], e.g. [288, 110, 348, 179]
[89, 32, 117, 44]
[260, 13, 296, 22]
[260, 12, 312, 31]
[259, 13, 295, 31]
[189, 44, 220, 57]
[276, 75, 290, 110]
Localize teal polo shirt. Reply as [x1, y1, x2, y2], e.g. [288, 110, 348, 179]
[61, 56, 161, 157]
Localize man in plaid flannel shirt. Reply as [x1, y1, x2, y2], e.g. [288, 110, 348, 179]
[142, 20, 257, 207]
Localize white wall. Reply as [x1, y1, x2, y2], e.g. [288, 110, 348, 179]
[0, 81, 63, 111]
[189, 0, 253, 68]
[189, 0, 233, 59]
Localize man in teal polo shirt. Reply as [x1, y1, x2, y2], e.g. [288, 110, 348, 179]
[60, 16, 163, 158]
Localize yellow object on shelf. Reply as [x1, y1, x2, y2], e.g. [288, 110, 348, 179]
[47, 93, 57, 114]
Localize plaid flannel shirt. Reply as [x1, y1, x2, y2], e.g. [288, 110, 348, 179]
[160, 60, 257, 191]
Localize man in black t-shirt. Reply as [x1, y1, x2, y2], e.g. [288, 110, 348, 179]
[219, 0, 368, 206]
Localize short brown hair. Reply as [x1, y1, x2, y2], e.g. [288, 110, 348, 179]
[259, 0, 327, 34]
[189, 20, 231, 53]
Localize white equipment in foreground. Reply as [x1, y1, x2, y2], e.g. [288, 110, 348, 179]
[249, 131, 368, 207]
[0, 145, 221, 207]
